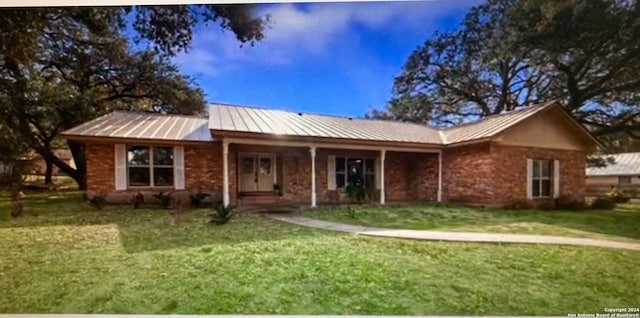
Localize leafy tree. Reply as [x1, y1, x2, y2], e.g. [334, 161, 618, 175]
[0, 6, 267, 189]
[370, 0, 640, 152]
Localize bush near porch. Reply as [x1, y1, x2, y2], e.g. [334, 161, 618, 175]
[0, 191, 639, 315]
[303, 202, 640, 243]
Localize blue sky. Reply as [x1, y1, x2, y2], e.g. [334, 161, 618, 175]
[173, 1, 482, 117]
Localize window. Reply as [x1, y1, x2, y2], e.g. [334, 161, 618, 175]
[531, 159, 552, 198]
[127, 146, 174, 187]
[619, 176, 631, 185]
[335, 157, 375, 189]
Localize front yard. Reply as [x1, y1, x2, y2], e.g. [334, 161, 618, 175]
[304, 203, 640, 243]
[1, 192, 639, 315]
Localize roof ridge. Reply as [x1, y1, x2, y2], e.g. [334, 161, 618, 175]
[209, 102, 439, 131]
[112, 110, 207, 120]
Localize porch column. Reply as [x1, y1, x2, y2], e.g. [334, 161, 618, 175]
[310, 146, 317, 208]
[437, 150, 442, 202]
[222, 140, 230, 207]
[380, 149, 386, 205]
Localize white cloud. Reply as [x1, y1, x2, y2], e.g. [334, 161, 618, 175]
[173, 0, 483, 76]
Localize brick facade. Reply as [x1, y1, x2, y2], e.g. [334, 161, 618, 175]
[86, 143, 115, 194]
[491, 144, 586, 205]
[84, 140, 586, 207]
[441, 142, 586, 206]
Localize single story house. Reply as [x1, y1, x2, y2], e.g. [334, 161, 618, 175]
[61, 100, 599, 207]
[586, 152, 640, 198]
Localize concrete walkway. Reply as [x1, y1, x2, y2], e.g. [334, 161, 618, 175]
[266, 214, 640, 252]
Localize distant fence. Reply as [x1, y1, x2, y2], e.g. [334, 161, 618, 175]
[586, 184, 640, 198]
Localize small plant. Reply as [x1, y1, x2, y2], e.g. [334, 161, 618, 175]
[590, 196, 616, 210]
[85, 193, 107, 210]
[345, 174, 367, 203]
[189, 192, 210, 208]
[10, 190, 25, 217]
[606, 188, 630, 203]
[153, 191, 172, 208]
[132, 192, 144, 209]
[273, 184, 281, 195]
[210, 204, 234, 225]
[345, 206, 357, 219]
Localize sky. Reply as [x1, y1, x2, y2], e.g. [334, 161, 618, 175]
[173, 1, 482, 118]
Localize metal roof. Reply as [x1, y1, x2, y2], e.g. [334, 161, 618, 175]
[208, 103, 444, 144]
[440, 100, 558, 144]
[63, 100, 586, 148]
[62, 111, 212, 142]
[587, 152, 640, 176]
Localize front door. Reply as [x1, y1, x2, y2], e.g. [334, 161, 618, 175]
[239, 154, 275, 192]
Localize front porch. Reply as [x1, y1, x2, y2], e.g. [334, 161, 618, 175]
[221, 138, 442, 208]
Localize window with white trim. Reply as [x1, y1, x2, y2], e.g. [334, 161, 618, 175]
[334, 157, 375, 189]
[127, 146, 174, 187]
[531, 159, 552, 198]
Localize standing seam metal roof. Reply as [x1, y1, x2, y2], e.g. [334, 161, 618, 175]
[586, 152, 640, 176]
[63, 100, 571, 147]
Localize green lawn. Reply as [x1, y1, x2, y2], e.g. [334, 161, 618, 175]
[1, 192, 639, 315]
[303, 203, 640, 243]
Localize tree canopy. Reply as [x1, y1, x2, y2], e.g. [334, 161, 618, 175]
[0, 6, 267, 188]
[369, 0, 640, 153]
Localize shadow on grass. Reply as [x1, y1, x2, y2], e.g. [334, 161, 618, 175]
[0, 192, 326, 254]
[306, 202, 640, 241]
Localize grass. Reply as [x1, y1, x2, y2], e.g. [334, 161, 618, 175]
[303, 203, 640, 243]
[1, 192, 639, 315]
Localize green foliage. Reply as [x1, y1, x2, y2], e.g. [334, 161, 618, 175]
[345, 173, 367, 203]
[189, 192, 210, 208]
[153, 192, 173, 208]
[0, 6, 267, 189]
[210, 204, 234, 225]
[371, 0, 640, 151]
[590, 196, 617, 210]
[132, 192, 145, 209]
[606, 188, 631, 203]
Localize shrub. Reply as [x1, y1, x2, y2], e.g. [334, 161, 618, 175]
[345, 174, 367, 203]
[132, 192, 144, 209]
[554, 194, 589, 210]
[85, 193, 107, 210]
[153, 191, 172, 208]
[590, 196, 616, 210]
[606, 188, 630, 203]
[189, 192, 210, 208]
[210, 204, 234, 225]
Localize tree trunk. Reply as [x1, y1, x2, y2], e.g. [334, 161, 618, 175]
[44, 159, 53, 185]
[32, 143, 86, 190]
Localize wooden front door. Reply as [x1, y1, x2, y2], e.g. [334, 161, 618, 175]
[239, 154, 275, 192]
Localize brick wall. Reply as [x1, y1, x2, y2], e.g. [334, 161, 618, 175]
[442, 143, 495, 205]
[441, 142, 587, 206]
[491, 144, 586, 205]
[86, 143, 115, 194]
[85, 142, 224, 202]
